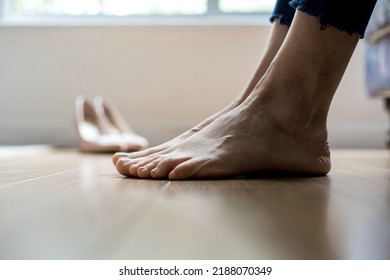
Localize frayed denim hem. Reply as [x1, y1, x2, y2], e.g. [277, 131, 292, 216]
[270, 14, 294, 27]
[289, 0, 371, 39]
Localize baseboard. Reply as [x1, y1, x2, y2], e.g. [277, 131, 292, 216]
[0, 121, 388, 149]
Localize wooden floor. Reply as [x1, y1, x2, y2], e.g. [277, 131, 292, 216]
[0, 146, 389, 260]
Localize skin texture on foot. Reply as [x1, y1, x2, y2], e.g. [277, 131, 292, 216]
[115, 12, 358, 180]
[113, 101, 237, 165]
[115, 101, 331, 180]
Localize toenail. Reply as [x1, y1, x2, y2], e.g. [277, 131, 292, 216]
[115, 153, 127, 158]
[119, 158, 131, 164]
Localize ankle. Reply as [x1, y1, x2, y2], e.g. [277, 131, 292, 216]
[249, 81, 327, 134]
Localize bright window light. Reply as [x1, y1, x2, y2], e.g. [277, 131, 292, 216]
[7, 0, 208, 16]
[102, 0, 207, 16]
[3, 0, 276, 17]
[220, 0, 276, 13]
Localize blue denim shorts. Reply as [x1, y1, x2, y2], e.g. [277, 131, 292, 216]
[270, 0, 377, 38]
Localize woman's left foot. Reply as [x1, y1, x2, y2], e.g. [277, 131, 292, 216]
[115, 93, 331, 180]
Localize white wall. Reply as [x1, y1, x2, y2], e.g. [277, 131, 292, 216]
[0, 24, 388, 148]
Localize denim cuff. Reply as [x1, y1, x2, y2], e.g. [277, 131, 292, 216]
[289, 0, 377, 39]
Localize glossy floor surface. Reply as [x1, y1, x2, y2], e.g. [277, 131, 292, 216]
[0, 147, 389, 259]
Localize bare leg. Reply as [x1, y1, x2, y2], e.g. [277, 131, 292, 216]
[115, 11, 358, 180]
[386, 98, 390, 148]
[112, 20, 289, 165]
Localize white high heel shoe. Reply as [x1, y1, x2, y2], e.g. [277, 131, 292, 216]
[93, 96, 149, 151]
[75, 96, 130, 152]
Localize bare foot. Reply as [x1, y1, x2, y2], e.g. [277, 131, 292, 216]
[115, 11, 359, 180]
[115, 94, 331, 180]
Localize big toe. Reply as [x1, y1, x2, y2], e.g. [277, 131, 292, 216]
[115, 158, 131, 177]
[168, 159, 209, 180]
[112, 152, 129, 165]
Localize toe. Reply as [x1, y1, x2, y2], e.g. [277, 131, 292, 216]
[129, 155, 160, 177]
[112, 152, 129, 165]
[168, 159, 205, 180]
[129, 163, 140, 177]
[115, 158, 132, 177]
[151, 157, 191, 179]
[137, 160, 159, 179]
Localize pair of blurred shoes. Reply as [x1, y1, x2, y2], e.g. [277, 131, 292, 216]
[75, 95, 149, 153]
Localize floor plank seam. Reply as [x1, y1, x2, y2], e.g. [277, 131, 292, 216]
[0, 168, 79, 190]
